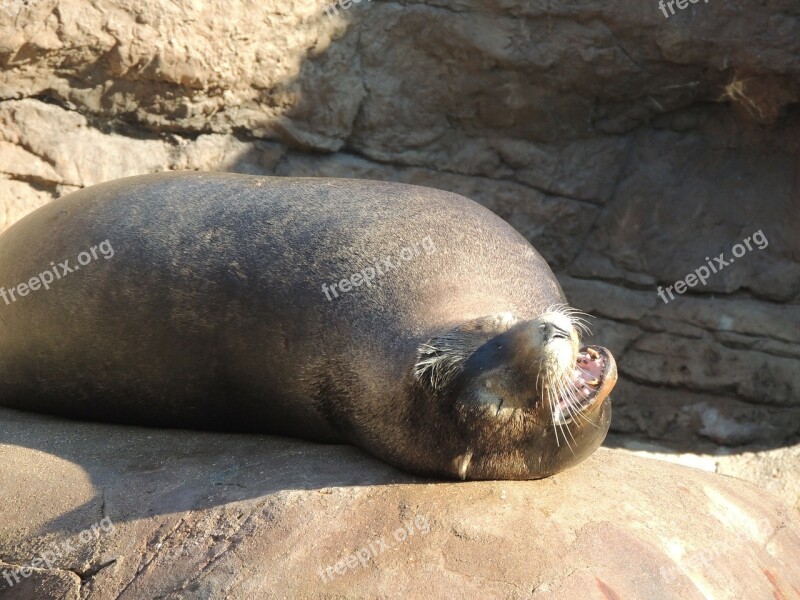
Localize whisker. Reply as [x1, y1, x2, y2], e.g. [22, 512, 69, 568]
[549, 395, 560, 447]
[547, 367, 571, 450]
[553, 377, 579, 453]
[566, 378, 601, 429]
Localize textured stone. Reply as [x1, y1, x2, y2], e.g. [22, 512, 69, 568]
[611, 435, 800, 513]
[570, 129, 800, 301]
[1, 408, 800, 600]
[609, 380, 800, 446]
[624, 333, 800, 406]
[0, 176, 52, 232]
[561, 276, 800, 446]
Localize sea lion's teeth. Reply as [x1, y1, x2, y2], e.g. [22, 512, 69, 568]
[586, 347, 600, 359]
[586, 378, 600, 387]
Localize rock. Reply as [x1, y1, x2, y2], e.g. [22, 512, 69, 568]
[560, 276, 800, 446]
[0, 176, 52, 233]
[609, 379, 800, 447]
[0, 100, 171, 189]
[623, 333, 800, 406]
[1, 408, 799, 599]
[569, 129, 800, 301]
[609, 435, 800, 513]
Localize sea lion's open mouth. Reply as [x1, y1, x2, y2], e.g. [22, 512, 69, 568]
[552, 345, 616, 426]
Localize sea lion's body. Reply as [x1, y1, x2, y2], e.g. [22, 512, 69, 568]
[0, 172, 615, 479]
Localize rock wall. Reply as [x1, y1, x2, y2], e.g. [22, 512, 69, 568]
[1, 0, 799, 449]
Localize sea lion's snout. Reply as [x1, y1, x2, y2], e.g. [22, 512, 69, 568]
[527, 310, 617, 427]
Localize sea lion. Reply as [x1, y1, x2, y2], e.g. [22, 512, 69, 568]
[0, 172, 617, 480]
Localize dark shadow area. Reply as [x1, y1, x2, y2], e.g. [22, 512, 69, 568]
[0, 407, 427, 538]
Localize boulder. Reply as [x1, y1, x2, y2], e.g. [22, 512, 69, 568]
[1, 407, 799, 599]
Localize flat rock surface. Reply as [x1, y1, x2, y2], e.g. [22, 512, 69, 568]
[1, 408, 799, 599]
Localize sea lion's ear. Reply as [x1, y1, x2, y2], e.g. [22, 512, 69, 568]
[413, 313, 519, 393]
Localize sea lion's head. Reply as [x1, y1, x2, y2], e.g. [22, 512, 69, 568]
[414, 307, 617, 480]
